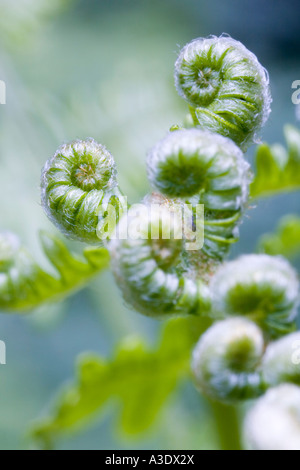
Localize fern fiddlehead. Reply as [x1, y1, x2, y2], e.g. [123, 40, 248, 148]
[210, 254, 300, 338]
[147, 128, 251, 260]
[192, 320, 300, 405]
[109, 201, 212, 318]
[192, 317, 265, 403]
[175, 36, 271, 149]
[0, 231, 109, 312]
[244, 384, 300, 450]
[262, 331, 300, 387]
[41, 138, 127, 244]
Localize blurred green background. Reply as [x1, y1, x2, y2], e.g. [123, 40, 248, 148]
[0, 0, 299, 450]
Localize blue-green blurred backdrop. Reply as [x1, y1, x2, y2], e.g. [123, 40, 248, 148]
[0, 0, 299, 450]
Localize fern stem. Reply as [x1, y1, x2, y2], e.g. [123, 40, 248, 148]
[209, 400, 242, 450]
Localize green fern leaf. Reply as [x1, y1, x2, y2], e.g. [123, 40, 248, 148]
[31, 316, 211, 450]
[251, 125, 300, 198]
[0, 231, 110, 312]
[258, 215, 300, 259]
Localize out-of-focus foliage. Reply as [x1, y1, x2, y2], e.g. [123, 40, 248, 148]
[251, 125, 300, 198]
[0, 0, 75, 46]
[0, 231, 109, 312]
[31, 316, 211, 450]
[258, 215, 300, 260]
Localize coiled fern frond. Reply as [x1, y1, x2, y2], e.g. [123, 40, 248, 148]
[210, 254, 300, 338]
[175, 35, 271, 149]
[192, 317, 265, 403]
[147, 128, 251, 260]
[244, 384, 300, 450]
[109, 202, 212, 318]
[41, 138, 127, 244]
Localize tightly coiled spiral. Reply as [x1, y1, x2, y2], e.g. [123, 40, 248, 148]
[109, 202, 212, 318]
[210, 254, 300, 338]
[147, 129, 251, 260]
[244, 384, 300, 450]
[41, 138, 126, 244]
[192, 317, 264, 403]
[175, 36, 271, 149]
[262, 331, 300, 387]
